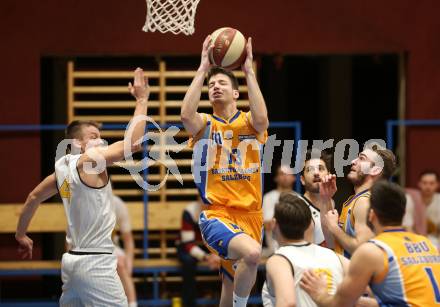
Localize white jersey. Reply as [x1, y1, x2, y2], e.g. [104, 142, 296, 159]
[263, 190, 325, 245]
[302, 196, 325, 245]
[262, 242, 344, 307]
[55, 154, 115, 253]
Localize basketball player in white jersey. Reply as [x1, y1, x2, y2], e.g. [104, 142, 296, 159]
[262, 192, 345, 307]
[300, 149, 335, 247]
[262, 193, 377, 307]
[15, 68, 149, 307]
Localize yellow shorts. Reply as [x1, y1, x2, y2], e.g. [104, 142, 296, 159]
[199, 207, 263, 280]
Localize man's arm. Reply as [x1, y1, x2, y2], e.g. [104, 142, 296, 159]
[266, 255, 296, 307]
[16, 173, 58, 259]
[318, 175, 337, 248]
[325, 198, 374, 254]
[300, 243, 382, 307]
[337, 255, 379, 307]
[121, 231, 135, 273]
[80, 68, 149, 168]
[181, 36, 212, 136]
[242, 38, 269, 134]
[320, 199, 335, 248]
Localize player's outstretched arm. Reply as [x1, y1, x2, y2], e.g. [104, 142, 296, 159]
[266, 255, 296, 307]
[181, 35, 212, 136]
[127, 67, 150, 152]
[80, 68, 149, 167]
[242, 38, 268, 134]
[16, 173, 58, 259]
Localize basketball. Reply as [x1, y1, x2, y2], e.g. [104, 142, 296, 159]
[209, 27, 247, 70]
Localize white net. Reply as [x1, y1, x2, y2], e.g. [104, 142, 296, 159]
[143, 0, 201, 35]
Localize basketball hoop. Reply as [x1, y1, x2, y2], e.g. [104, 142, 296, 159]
[143, 0, 201, 35]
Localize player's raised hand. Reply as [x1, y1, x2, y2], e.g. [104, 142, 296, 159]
[199, 35, 213, 72]
[16, 234, 33, 259]
[319, 174, 337, 200]
[128, 68, 150, 101]
[241, 37, 254, 74]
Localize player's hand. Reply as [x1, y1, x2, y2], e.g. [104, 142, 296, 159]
[16, 234, 33, 259]
[324, 209, 340, 232]
[300, 270, 329, 303]
[319, 174, 337, 200]
[199, 35, 214, 72]
[129, 68, 150, 101]
[205, 253, 221, 270]
[241, 37, 254, 75]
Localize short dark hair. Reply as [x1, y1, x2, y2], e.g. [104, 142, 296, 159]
[419, 170, 439, 181]
[371, 145, 396, 179]
[207, 66, 239, 90]
[65, 120, 101, 139]
[370, 180, 406, 226]
[275, 192, 311, 240]
[302, 149, 333, 175]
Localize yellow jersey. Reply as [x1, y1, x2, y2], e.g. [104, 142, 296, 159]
[369, 228, 440, 306]
[335, 189, 370, 258]
[190, 110, 267, 212]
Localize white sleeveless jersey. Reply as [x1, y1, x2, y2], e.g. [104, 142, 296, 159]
[55, 154, 115, 253]
[306, 201, 325, 245]
[298, 195, 325, 245]
[262, 242, 343, 307]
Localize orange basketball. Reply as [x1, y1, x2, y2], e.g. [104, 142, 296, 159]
[209, 27, 247, 70]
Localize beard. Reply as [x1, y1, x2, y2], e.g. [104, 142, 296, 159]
[304, 181, 320, 194]
[347, 170, 368, 187]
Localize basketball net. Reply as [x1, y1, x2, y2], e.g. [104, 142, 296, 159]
[143, 0, 201, 35]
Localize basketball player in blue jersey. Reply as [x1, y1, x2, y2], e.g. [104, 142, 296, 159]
[15, 68, 150, 307]
[319, 145, 396, 258]
[262, 192, 378, 307]
[301, 180, 440, 307]
[181, 36, 269, 307]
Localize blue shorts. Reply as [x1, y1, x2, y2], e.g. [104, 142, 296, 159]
[198, 208, 263, 280]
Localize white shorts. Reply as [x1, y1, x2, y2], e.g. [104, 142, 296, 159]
[60, 252, 128, 307]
